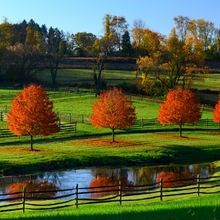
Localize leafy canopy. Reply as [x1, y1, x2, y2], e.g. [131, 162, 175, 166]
[90, 87, 136, 142]
[7, 84, 59, 137]
[213, 100, 220, 123]
[158, 88, 201, 126]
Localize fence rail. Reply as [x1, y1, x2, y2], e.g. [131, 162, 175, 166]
[0, 109, 219, 140]
[0, 175, 219, 213]
[1, 110, 219, 128]
[0, 121, 77, 139]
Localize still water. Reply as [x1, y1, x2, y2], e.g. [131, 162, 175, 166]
[0, 163, 217, 200]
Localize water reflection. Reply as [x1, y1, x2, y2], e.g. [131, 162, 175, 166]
[89, 176, 133, 198]
[8, 180, 58, 201]
[156, 171, 196, 187]
[0, 163, 216, 200]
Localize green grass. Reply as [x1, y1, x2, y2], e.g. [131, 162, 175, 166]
[193, 72, 220, 91]
[0, 90, 217, 145]
[36, 69, 220, 92]
[0, 89, 214, 118]
[0, 131, 220, 175]
[0, 194, 219, 219]
[0, 87, 219, 174]
[37, 69, 136, 87]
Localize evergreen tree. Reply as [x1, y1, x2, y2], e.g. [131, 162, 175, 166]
[121, 31, 132, 56]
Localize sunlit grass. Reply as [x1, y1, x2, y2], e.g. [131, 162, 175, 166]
[0, 194, 219, 219]
[0, 131, 219, 174]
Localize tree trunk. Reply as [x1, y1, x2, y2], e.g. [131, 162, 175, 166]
[30, 135, 33, 151]
[51, 69, 57, 86]
[179, 124, 182, 137]
[112, 128, 115, 142]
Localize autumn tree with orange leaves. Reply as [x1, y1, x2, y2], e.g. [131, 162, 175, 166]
[213, 100, 220, 123]
[158, 88, 201, 137]
[7, 84, 59, 151]
[90, 87, 136, 142]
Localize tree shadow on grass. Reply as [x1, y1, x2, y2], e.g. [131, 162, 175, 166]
[160, 144, 220, 164]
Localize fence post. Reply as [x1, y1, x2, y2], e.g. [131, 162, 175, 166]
[22, 186, 26, 213]
[141, 119, 144, 128]
[160, 178, 163, 201]
[82, 115, 84, 123]
[75, 184, 78, 208]
[75, 122, 77, 132]
[69, 113, 71, 123]
[119, 180, 122, 205]
[197, 174, 200, 197]
[206, 118, 208, 127]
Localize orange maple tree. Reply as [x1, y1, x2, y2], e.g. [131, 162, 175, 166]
[158, 88, 201, 136]
[90, 87, 136, 142]
[213, 100, 220, 123]
[7, 84, 59, 150]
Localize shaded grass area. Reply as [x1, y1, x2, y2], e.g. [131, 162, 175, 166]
[0, 194, 219, 219]
[193, 72, 220, 91]
[0, 131, 220, 175]
[36, 69, 220, 91]
[36, 69, 136, 87]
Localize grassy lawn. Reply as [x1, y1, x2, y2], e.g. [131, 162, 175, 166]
[0, 89, 214, 118]
[0, 194, 219, 219]
[0, 90, 217, 145]
[0, 131, 220, 175]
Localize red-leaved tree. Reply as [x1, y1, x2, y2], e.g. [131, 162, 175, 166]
[90, 87, 136, 142]
[213, 100, 220, 123]
[158, 88, 201, 136]
[7, 84, 59, 150]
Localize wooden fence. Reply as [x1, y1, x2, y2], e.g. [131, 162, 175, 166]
[0, 175, 219, 213]
[1, 110, 219, 128]
[0, 122, 77, 139]
[135, 118, 220, 128]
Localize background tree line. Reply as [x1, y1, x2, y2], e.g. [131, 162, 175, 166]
[0, 15, 219, 87]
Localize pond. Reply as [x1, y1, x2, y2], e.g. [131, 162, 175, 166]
[0, 163, 217, 201]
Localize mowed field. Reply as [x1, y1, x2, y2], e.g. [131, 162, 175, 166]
[0, 88, 217, 146]
[36, 68, 220, 91]
[0, 89, 214, 118]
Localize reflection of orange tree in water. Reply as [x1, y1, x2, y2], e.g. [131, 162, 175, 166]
[89, 176, 133, 198]
[156, 171, 197, 188]
[7, 180, 58, 201]
[155, 164, 215, 188]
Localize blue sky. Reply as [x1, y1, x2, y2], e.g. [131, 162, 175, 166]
[1, 0, 220, 37]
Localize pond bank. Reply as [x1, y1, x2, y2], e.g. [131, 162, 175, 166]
[0, 131, 219, 176]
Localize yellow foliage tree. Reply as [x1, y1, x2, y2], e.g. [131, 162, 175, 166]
[137, 28, 208, 92]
